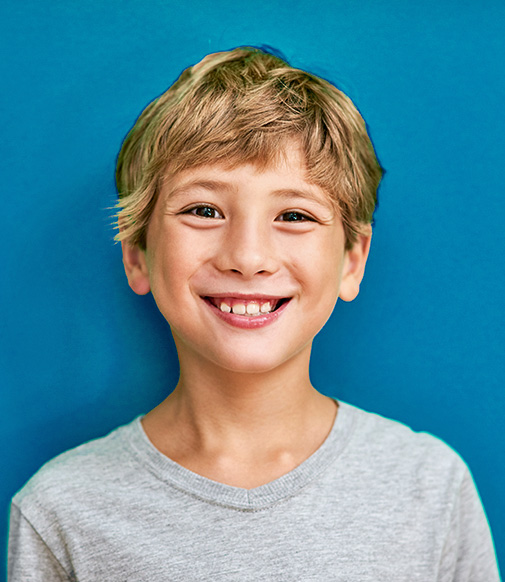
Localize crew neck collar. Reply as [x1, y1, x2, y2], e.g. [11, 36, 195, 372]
[125, 399, 356, 511]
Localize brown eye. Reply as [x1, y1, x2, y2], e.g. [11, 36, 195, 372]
[187, 206, 223, 219]
[277, 211, 313, 222]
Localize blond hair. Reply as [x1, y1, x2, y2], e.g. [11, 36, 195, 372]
[115, 46, 382, 249]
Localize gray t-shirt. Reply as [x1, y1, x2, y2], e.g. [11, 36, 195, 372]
[8, 401, 500, 581]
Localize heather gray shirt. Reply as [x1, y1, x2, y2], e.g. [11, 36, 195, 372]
[8, 401, 500, 581]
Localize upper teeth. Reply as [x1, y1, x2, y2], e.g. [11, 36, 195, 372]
[246, 303, 259, 315]
[219, 300, 273, 316]
[232, 303, 246, 315]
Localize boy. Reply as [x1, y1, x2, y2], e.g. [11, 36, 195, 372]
[8, 47, 500, 580]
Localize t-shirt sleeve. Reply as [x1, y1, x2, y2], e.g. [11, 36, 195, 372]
[8, 502, 72, 582]
[437, 468, 501, 582]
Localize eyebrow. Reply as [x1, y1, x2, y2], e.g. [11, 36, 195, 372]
[164, 179, 332, 208]
[269, 188, 332, 208]
[164, 179, 237, 200]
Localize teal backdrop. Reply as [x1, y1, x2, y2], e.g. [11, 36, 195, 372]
[2, 0, 504, 576]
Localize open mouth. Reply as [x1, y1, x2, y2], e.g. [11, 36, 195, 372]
[203, 296, 291, 317]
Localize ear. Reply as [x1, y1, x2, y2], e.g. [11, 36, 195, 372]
[121, 241, 151, 295]
[338, 230, 372, 302]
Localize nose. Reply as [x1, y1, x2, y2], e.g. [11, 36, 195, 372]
[214, 217, 279, 278]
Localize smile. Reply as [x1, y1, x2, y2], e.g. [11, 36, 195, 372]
[205, 296, 288, 316]
[201, 295, 291, 328]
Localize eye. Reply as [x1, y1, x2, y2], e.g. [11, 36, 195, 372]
[183, 205, 224, 219]
[276, 211, 315, 222]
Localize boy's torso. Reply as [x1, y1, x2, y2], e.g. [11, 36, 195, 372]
[10, 401, 500, 582]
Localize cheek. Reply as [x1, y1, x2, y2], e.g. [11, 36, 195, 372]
[296, 237, 344, 293]
[148, 244, 216, 327]
[146, 247, 186, 307]
[149, 226, 199, 276]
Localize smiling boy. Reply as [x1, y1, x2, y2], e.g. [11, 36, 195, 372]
[8, 47, 500, 580]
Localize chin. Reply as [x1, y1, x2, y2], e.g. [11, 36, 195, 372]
[208, 353, 282, 375]
[222, 360, 283, 375]
[207, 341, 309, 376]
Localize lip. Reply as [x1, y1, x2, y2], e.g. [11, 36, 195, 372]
[201, 296, 291, 329]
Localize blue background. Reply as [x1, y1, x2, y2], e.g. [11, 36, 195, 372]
[2, 0, 504, 576]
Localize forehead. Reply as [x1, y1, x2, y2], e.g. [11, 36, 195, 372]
[159, 140, 335, 208]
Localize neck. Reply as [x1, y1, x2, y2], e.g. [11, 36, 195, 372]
[141, 342, 338, 487]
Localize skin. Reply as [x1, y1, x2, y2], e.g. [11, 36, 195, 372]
[122, 140, 371, 489]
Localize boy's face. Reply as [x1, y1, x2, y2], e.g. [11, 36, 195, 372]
[122, 140, 371, 375]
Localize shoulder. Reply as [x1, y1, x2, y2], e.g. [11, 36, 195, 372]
[12, 418, 141, 521]
[332, 403, 500, 578]
[339, 401, 469, 494]
[335, 401, 483, 548]
[342, 400, 463, 459]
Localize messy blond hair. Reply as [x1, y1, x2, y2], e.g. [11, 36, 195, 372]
[115, 46, 382, 249]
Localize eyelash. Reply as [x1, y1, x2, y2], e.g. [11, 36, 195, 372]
[276, 211, 315, 222]
[183, 205, 224, 219]
[181, 205, 315, 223]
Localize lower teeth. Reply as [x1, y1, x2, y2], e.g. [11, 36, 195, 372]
[243, 311, 269, 316]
